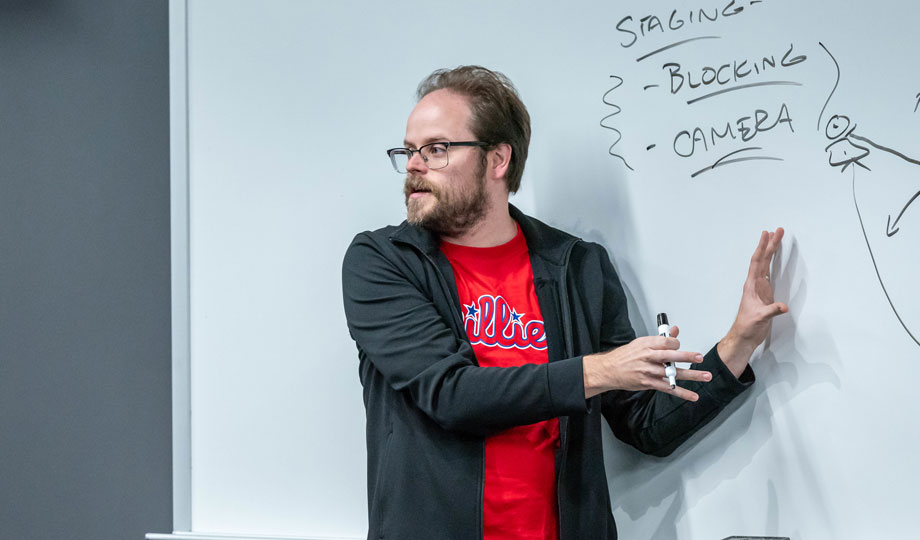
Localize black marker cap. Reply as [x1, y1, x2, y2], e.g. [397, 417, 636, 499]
[657, 313, 669, 326]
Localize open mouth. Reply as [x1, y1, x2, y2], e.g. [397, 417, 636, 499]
[405, 176, 435, 199]
[409, 187, 432, 198]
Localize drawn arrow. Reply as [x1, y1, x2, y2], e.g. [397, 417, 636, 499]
[886, 190, 920, 236]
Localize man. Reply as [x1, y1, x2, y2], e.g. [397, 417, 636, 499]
[341, 66, 786, 540]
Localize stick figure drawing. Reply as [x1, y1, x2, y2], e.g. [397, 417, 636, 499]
[819, 42, 920, 347]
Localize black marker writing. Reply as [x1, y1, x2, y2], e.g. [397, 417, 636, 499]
[691, 147, 783, 178]
[886, 191, 920, 237]
[616, 1, 765, 48]
[636, 36, 721, 62]
[850, 169, 920, 347]
[687, 81, 802, 105]
[849, 133, 920, 167]
[663, 43, 806, 98]
[673, 102, 794, 157]
[600, 75, 635, 171]
[817, 42, 840, 130]
[817, 44, 920, 347]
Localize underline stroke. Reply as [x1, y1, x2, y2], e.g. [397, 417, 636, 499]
[636, 36, 721, 62]
[691, 153, 783, 178]
[687, 81, 803, 105]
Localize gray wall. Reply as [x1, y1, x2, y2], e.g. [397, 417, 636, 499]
[0, 2, 172, 539]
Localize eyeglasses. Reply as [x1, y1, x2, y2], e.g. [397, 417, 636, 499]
[386, 141, 489, 173]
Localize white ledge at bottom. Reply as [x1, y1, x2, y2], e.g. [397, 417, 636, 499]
[146, 532, 361, 540]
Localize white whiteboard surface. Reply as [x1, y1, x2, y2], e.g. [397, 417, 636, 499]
[168, 0, 920, 539]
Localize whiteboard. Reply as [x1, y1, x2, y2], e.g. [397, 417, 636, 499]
[167, 0, 920, 539]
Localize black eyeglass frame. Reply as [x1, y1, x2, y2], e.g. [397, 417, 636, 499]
[386, 141, 490, 173]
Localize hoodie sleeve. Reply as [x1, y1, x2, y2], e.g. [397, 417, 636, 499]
[591, 244, 755, 457]
[342, 232, 588, 436]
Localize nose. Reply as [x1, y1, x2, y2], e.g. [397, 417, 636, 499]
[406, 150, 428, 174]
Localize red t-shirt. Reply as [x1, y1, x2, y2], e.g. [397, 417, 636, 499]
[441, 225, 560, 540]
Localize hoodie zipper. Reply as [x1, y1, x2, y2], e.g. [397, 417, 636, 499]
[555, 240, 577, 540]
[409, 244, 486, 539]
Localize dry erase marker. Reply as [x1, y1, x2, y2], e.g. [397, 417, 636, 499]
[657, 313, 677, 389]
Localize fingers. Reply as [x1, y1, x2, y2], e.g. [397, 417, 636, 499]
[669, 324, 679, 338]
[595, 335, 712, 397]
[748, 227, 785, 281]
[670, 387, 700, 402]
[649, 379, 701, 402]
[762, 228, 784, 261]
[747, 231, 770, 280]
[763, 228, 783, 265]
[651, 368, 712, 402]
[755, 230, 769, 257]
[645, 335, 680, 350]
[770, 227, 785, 247]
[637, 336, 703, 363]
[675, 367, 712, 383]
[652, 349, 704, 364]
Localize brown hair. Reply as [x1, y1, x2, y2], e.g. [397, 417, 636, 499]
[416, 66, 531, 193]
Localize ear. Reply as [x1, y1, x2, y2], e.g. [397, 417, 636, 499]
[488, 143, 512, 183]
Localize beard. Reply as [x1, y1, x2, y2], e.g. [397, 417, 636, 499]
[403, 155, 489, 236]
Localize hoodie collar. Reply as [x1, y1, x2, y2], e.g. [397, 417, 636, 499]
[389, 203, 579, 265]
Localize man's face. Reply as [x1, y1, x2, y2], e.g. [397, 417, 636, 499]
[403, 89, 489, 236]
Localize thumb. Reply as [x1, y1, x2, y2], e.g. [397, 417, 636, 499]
[762, 302, 789, 319]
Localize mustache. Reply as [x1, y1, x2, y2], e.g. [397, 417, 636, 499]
[404, 175, 439, 196]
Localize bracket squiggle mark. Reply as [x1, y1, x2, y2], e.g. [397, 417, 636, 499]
[817, 41, 839, 131]
[600, 75, 634, 171]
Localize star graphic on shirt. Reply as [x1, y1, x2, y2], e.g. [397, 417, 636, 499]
[510, 309, 525, 325]
[464, 303, 479, 319]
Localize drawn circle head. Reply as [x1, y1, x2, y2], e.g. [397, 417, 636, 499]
[825, 115, 850, 140]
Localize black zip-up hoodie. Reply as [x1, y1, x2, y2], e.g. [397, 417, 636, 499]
[342, 204, 753, 540]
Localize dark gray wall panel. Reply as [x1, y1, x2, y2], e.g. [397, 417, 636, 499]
[0, 2, 172, 539]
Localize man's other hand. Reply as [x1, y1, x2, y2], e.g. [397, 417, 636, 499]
[718, 228, 789, 377]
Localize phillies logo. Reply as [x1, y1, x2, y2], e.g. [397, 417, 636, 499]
[463, 295, 547, 350]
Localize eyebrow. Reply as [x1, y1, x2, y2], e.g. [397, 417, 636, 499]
[403, 136, 450, 149]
